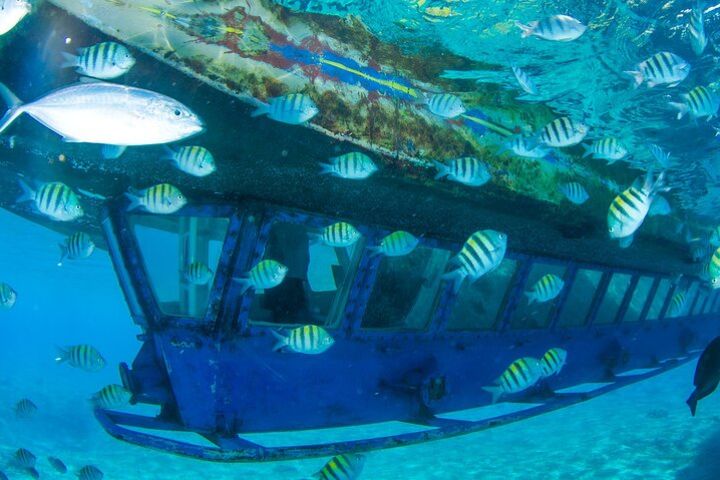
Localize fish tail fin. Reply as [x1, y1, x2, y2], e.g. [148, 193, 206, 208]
[251, 103, 269, 118]
[318, 162, 334, 175]
[515, 21, 535, 38]
[60, 51, 78, 69]
[441, 268, 466, 294]
[271, 330, 288, 352]
[525, 291, 536, 304]
[668, 102, 688, 120]
[16, 178, 35, 204]
[123, 190, 142, 212]
[232, 276, 252, 294]
[482, 385, 503, 404]
[432, 160, 448, 179]
[55, 346, 68, 364]
[58, 243, 68, 267]
[0, 83, 25, 136]
[308, 232, 323, 246]
[581, 143, 592, 158]
[624, 70, 643, 88]
[161, 145, 176, 160]
[687, 389, 698, 416]
[367, 246, 382, 257]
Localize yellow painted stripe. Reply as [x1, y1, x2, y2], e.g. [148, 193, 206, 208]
[318, 57, 420, 98]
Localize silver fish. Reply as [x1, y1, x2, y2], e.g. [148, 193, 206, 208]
[426, 93, 466, 118]
[0, 0, 30, 35]
[540, 117, 588, 147]
[251, 93, 318, 125]
[511, 65, 538, 96]
[516, 15, 587, 41]
[58, 232, 95, 266]
[433, 157, 491, 187]
[625, 52, 690, 88]
[502, 135, 550, 159]
[0, 82, 204, 145]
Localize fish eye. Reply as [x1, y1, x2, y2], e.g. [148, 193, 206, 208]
[174, 109, 182, 116]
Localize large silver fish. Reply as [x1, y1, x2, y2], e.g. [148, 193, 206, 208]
[0, 0, 30, 36]
[0, 82, 204, 145]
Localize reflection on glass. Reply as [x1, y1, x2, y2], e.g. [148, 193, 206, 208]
[622, 276, 654, 323]
[556, 269, 602, 328]
[133, 215, 229, 318]
[249, 222, 363, 326]
[447, 259, 517, 330]
[669, 281, 699, 319]
[703, 291, 717, 314]
[510, 262, 566, 329]
[594, 273, 632, 325]
[646, 278, 671, 321]
[362, 245, 450, 330]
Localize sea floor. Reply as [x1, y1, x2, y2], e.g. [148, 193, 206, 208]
[0, 210, 719, 480]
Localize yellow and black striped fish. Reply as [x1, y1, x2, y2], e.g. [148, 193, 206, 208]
[165, 145, 216, 177]
[539, 348, 567, 377]
[539, 116, 588, 147]
[483, 357, 544, 403]
[272, 325, 335, 354]
[669, 86, 719, 120]
[58, 232, 95, 266]
[18, 180, 84, 222]
[371, 230, 419, 257]
[625, 51, 690, 88]
[234, 259, 288, 293]
[61, 41, 135, 79]
[184, 261, 213, 286]
[0, 282, 17, 309]
[13, 448, 36, 469]
[14, 398, 37, 418]
[608, 172, 664, 240]
[581, 137, 627, 163]
[307, 453, 366, 480]
[55, 344, 106, 372]
[126, 183, 187, 214]
[318, 222, 361, 247]
[443, 229, 507, 292]
[92, 384, 131, 409]
[320, 152, 378, 179]
[526, 274, 564, 304]
[433, 157, 491, 187]
[427, 93, 466, 118]
[252, 93, 319, 125]
[666, 291, 688, 317]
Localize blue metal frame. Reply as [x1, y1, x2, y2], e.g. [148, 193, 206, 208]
[98, 198, 720, 462]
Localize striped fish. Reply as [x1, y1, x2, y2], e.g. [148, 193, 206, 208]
[320, 152, 378, 180]
[234, 259, 288, 294]
[669, 86, 719, 120]
[0, 282, 17, 309]
[58, 232, 95, 266]
[709, 247, 720, 288]
[608, 172, 664, 239]
[502, 135, 550, 159]
[184, 261, 213, 285]
[689, 1, 707, 56]
[61, 41, 135, 79]
[526, 274, 564, 304]
[92, 384, 131, 409]
[308, 453, 366, 480]
[48, 457, 68, 474]
[125, 183, 187, 214]
[581, 137, 628, 163]
[648, 195, 671, 216]
[559, 182, 589, 205]
[17, 180, 84, 222]
[443, 229, 507, 292]
[26, 468, 39, 480]
[666, 291, 688, 317]
[648, 143, 671, 169]
[251, 93, 319, 125]
[272, 325, 335, 354]
[539, 348, 568, 377]
[511, 65, 538, 96]
[426, 93, 466, 118]
[14, 398, 37, 418]
[315, 222, 361, 248]
[482, 357, 544, 403]
[371, 230, 419, 257]
[516, 15, 587, 41]
[164, 145, 216, 177]
[55, 344, 106, 372]
[625, 52, 690, 88]
[433, 157, 491, 187]
[77, 465, 104, 480]
[540, 117, 588, 147]
[13, 448, 36, 469]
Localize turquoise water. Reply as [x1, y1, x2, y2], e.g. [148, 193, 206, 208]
[1, 208, 719, 478]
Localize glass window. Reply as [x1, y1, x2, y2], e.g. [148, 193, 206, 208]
[622, 276, 654, 323]
[248, 222, 363, 326]
[646, 278, 672, 321]
[132, 215, 229, 318]
[703, 291, 717, 314]
[362, 245, 451, 330]
[556, 269, 603, 327]
[692, 289, 708, 316]
[509, 262, 567, 330]
[593, 273, 632, 325]
[447, 259, 518, 331]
